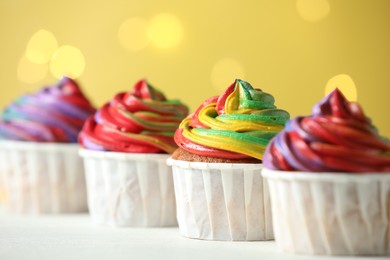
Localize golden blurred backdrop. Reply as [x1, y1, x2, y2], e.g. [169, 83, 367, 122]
[0, 0, 389, 136]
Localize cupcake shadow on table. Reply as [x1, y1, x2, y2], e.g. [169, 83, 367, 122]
[167, 79, 290, 241]
[0, 77, 95, 214]
[78, 79, 188, 227]
[262, 88, 390, 256]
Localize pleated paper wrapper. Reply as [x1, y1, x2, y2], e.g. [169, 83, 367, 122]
[0, 141, 87, 214]
[80, 149, 177, 227]
[167, 158, 273, 241]
[0, 149, 6, 205]
[262, 168, 390, 256]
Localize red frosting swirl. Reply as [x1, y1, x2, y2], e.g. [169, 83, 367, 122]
[79, 80, 188, 153]
[264, 89, 390, 173]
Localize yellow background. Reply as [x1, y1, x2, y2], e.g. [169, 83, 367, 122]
[0, 0, 389, 136]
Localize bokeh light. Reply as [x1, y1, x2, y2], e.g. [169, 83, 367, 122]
[25, 29, 58, 64]
[148, 13, 183, 49]
[211, 58, 245, 91]
[17, 55, 48, 84]
[296, 0, 330, 22]
[325, 74, 357, 101]
[118, 17, 149, 51]
[49, 45, 86, 79]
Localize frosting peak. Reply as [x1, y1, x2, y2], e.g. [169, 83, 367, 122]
[312, 88, 368, 123]
[79, 79, 189, 153]
[174, 79, 290, 160]
[264, 89, 390, 173]
[129, 79, 166, 100]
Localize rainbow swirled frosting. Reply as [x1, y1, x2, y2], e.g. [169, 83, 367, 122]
[263, 89, 390, 172]
[174, 79, 290, 161]
[0, 77, 95, 143]
[79, 79, 189, 153]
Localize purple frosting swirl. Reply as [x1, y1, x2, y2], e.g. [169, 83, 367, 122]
[0, 77, 95, 143]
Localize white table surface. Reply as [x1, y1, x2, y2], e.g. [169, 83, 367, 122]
[0, 210, 387, 260]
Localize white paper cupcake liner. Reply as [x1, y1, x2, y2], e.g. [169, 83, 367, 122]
[80, 149, 177, 227]
[262, 168, 390, 256]
[0, 140, 87, 214]
[0, 148, 6, 204]
[167, 158, 273, 241]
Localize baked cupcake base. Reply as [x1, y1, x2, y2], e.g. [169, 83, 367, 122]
[79, 149, 177, 227]
[262, 168, 390, 256]
[0, 140, 87, 214]
[167, 157, 273, 241]
[172, 147, 262, 164]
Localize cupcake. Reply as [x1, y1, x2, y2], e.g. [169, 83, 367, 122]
[262, 89, 390, 255]
[0, 77, 95, 214]
[79, 79, 188, 227]
[167, 79, 290, 241]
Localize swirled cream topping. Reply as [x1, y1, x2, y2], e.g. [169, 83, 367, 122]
[79, 79, 188, 153]
[0, 77, 95, 142]
[263, 89, 390, 172]
[174, 79, 289, 160]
